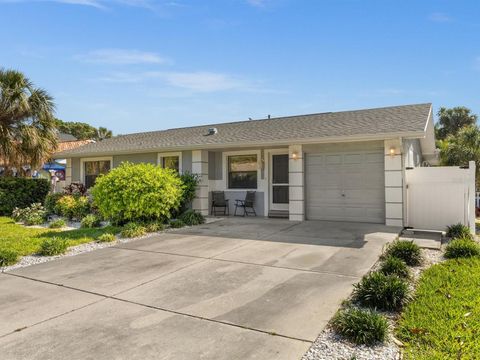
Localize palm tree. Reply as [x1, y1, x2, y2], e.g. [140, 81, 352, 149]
[440, 125, 480, 188]
[0, 69, 57, 175]
[95, 126, 113, 141]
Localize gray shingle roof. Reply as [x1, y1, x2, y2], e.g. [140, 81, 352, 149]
[56, 103, 432, 157]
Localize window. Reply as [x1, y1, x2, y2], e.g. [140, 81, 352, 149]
[228, 154, 257, 189]
[162, 156, 180, 172]
[84, 160, 111, 188]
[158, 152, 182, 173]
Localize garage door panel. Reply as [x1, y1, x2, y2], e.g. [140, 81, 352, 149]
[308, 205, 344, 220]
[306, 149, 385, 223]
[326, 155, 342, 165]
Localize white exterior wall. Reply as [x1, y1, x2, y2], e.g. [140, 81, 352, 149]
[384, 139, 404, 227]
[191, 150, 209, 216]
[289, 144, 304, 221]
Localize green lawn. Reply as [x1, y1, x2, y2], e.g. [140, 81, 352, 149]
[0, 217, 120, 258]
[397, 258, 480, 360]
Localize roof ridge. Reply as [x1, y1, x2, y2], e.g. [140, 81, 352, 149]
[115, 103, 432, 138]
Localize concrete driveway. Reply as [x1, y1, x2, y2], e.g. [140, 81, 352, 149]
[0, 218, 399, 360]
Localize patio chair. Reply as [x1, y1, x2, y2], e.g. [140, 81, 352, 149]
[211, 191, 229, 216]
[234, 191, 257, 217]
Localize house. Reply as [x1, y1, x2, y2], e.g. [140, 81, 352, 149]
[54, 103, 437, 226]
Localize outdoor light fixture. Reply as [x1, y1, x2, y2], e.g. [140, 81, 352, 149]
[292, 152, 299, 160]
[389, 147, 396, 156]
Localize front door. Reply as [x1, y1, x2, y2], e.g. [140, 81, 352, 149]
[270, 153, 289, 211]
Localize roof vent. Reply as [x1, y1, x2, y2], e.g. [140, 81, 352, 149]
[205, 127, 218, 136]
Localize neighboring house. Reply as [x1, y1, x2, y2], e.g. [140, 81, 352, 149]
[47, 133, 95, 191]
[55, 103, 437, 226]
[56, 133, 95, 153]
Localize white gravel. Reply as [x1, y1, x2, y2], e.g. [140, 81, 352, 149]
[302, 248, 444, 360]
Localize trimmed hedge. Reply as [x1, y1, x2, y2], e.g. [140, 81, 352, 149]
[0, 177, 49, 215]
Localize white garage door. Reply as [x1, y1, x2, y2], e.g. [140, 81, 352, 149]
[306, 150, 385, 223]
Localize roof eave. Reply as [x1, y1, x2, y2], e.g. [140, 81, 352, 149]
[53, 130, 426, 159]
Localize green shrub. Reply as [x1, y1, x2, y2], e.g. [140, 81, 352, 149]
[97, 233, 116, 243]
[121, 222, 147, 238]
[144, 221, 164, 233]
[384, 240, 422, 266]
[178, 172, 200, 213]
[49, 218, 66, 229]
[91, 162, 184, 224]
[44, 193, 64, 215]
[353, 271, 410, 311]
[0, 177, 49, 215]
[39, 237, 68, 256]
[332, 308, 388, 345]
[379, 256, 410, 279]
[63, 182, 87, 196]
[55, 195, 91, 220]
[81, 214, 101, 228]
[445, 238, 480, 259]
[446, 223, 473, 240]
[12, 203, 47, 225]
[179, 210, 205, 226]
[0, 249, 19, 266]
[169, 219, 185, 228]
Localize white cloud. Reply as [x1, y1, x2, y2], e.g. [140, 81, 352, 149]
[428, 12, 452, 23]
[75, 49, 168, 65]
[246, 0, 267, 8]
[160, 71, 246, 92]
[96, 70, 255, 93]
[0, 0, 165, 10]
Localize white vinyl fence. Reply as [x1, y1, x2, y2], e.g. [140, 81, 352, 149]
[405, 161, 476, 234]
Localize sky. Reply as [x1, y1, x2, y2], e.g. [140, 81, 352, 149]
[0, 0, 479, 134]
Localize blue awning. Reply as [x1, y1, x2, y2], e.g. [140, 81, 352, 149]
[43, 163, 65, 171]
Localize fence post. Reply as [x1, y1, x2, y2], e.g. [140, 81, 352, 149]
[468, 161, 476, 235]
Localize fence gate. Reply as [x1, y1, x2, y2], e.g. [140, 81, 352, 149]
[405, 161, 476, 233]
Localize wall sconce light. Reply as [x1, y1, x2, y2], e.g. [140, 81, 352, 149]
[389, 147, 396, 156]
[292, 152, 299, 160]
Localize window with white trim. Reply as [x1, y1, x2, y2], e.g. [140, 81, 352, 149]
[158, 152, 182, 173]
[228, 154, 258, 189]
[84, 160, 111, 188]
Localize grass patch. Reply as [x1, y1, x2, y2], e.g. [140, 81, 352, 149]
[445, 238, 480, 259]
[121, 222, 147, 238]
[169, 219, 185, 228]
[0, 217, 120, 262]
[39, 237, 68, 256]
[383, 240, 422, 266]
[49, 218, 66, 229]
[97, 233, 116, 243]
[353, 271, 410, 311]
[332, 307, 388, 345]
[446, 223, 473, 240]
[397, 258, 480, 359]
[379, 256, 410, 279]
[0, 249, 18, 266]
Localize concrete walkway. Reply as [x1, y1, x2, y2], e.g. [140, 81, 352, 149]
[0, 218, 399, 360]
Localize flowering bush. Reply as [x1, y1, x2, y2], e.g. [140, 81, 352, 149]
[12, 203, 47, 225]
[55, 195, 90, 220]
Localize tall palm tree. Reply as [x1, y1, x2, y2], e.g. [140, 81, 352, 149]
[0, 69, 57, 175]
[95, 126, 113, 141]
